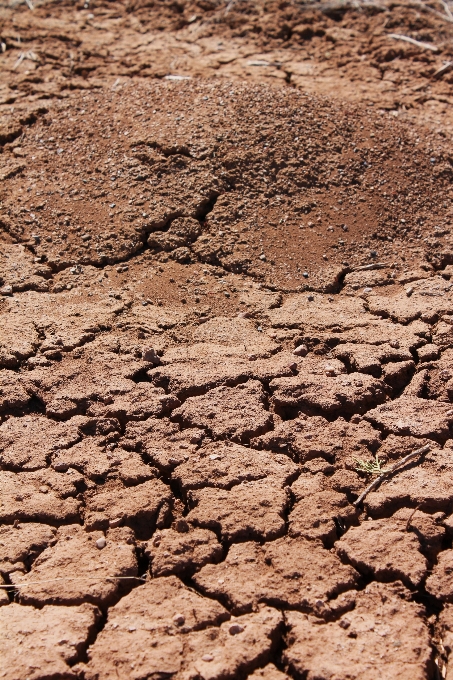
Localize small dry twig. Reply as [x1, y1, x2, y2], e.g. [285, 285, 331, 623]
[441, 0, 453, 21]
[12, 50, 37, 70]
[13, 52, 25, 70]
[433, 61, 453, 78]
[224, 0, 237, 13]
[0, 576, 146, 589]
[353, 444, 430, 508]
[402, 1, 453, 24]
[353, 262, 387, 271]
[406, 504, 421, 531]
[387, 33, 440, 52]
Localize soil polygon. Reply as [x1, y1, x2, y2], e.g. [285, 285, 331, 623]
[336, 517, 429, 587]
[288, 490, 357, 546]
[0, 602, 100, 680]
[146, 526, 222, 577]
[0, 522, 57, 576]
[0, 469, 81, 524]
[187, 480, 288, 542]
[84, 478, 172, 537]
[271, 370, 387, 416]
[283, 582, 431, 680]
[12, 525, 138, 607]
[172, 440, 298, 493]
[193, 536, 359, 615]
[172, 381, 273, 443]
[80, 576, 281, 680]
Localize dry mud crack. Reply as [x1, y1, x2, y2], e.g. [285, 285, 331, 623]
[2, 2, 453, 679]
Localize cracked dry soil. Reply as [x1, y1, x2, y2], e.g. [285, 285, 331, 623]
[2, 1, 453, 679]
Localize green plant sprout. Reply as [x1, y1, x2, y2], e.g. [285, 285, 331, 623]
[354, 454, 390, 476]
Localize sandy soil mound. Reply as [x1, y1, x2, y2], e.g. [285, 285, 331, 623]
[1, 79, 452, 293]
[1, 1, 453, 679]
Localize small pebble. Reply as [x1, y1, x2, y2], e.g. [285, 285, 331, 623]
[173, 518, 189, 533]
[39, 485, 48, 494]
[363, 287, 372, 293]
[96, 537, 106, 550]
[389, 340, 400, 349]
[53, 461, 69, 472]
[143, 348, 160, 365]
[202, 655, 214, 662]
[293, 344, 308, 357]
[0, 285, 13, 296]
[229, 623, 244, 635]
[325, 365, 336, 376]
[109, 517, 123, 528]
[173, 613, 185, 626]
[406, 286, 413, 297]
[302, 271, 309, 278]
[339, 619, 351, 629]
[307, 294, 314, 301]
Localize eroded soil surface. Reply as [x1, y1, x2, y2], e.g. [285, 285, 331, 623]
[1, 0, 453, 679]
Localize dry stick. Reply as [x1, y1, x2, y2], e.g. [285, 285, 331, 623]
[13, 52, 25, 71]
[353, 262, 387, 272]
[406, 504, 421, 531]
[353, 444, 431, 508]
[0, 576, 146, 589]
[387, 33, 440, 52]
[403, 1, 453, 23]
[441, 0, 453, 22]
[433, 61, 453, 78]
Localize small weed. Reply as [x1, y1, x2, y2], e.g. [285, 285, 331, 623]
[354, 454, 389, 476]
